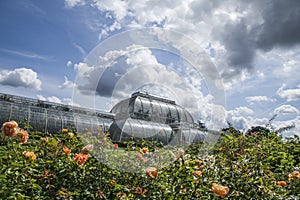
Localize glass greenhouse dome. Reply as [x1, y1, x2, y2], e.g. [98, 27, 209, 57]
[109, 91, 206, 145]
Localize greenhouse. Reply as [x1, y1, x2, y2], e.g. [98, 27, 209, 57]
[109, 91, 207, 145]
[0, 92, 208, 145]
[0, 93, 114, 134]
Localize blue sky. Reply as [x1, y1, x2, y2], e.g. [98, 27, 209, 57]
[0, 0, 300, 136]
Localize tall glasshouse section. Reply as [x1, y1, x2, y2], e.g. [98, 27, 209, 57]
[109, 91, 208, 145]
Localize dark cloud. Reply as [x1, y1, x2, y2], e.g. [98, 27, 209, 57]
[214, 19, 256, 77]
[96, 58, 128, 97]
[213, 0, 300, 79]
[255, 0, 300, 50]
[96, 69, 120, 97]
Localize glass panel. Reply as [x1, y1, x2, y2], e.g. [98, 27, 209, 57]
[149, 101, 163, 123]
[191, 130, 205, 143]
[185, 111, 194, 124]
[47, 110, 62, 133]
[168, 105, 180, 123]
[0, 101, 12, 124]
[177, 107, 186, 123]
[132, 97, 143, 119]
[142, 121, 156, 139]
[131, 118, 145, 138]
[160, 102, 171, 123]
[140, 97, 151, 121]
[29, 107, 46, 132]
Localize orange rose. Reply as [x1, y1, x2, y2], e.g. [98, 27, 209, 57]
[62, 128, 68, 133]
[140, 147, 149, 154]
[211, 183, 229, 198]
[194, 170, 202, 177]
[63, 146, 71, 155]
[82, 144, 93, 153]
[19, 129, 29, 144]
[194, 159, 203, 169]
[135, 187, 143, 195]
[74, 153, 88, 165]
[1, 121, 19, 137]
[288, 171, 300, 180]
[22, 151, 36, 161]
[109, 179, 117, 185]
[113, 143, 118, 149]
[145, 167, 158, 178]
[277, 181, 287, 186]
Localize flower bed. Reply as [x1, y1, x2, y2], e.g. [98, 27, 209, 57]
[0, 121, 299, 199]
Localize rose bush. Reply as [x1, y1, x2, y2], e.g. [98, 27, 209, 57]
[0, 120, 299, 199]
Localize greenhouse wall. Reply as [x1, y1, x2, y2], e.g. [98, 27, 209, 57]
[0, 93, 114, 134]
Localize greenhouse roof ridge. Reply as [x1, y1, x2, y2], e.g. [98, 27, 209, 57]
[131, 91, 176, 105]
[0, 92, 114, 119]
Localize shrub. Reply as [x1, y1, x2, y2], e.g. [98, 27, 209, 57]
[0, 121, 299, 199]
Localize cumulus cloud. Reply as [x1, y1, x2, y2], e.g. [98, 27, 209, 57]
[227, 106, 254, 117]
[272, 116, 300, 138]
[274, 105, 299, 115]
[0, 68, 42, 90]
[246, 96, 276, 104]
[59, 76, 76, 89]
[225, 106, 261, 131]
[65, 0, 85, 8]
[71, 0, 300, 84]
[276, 83, 300, 101]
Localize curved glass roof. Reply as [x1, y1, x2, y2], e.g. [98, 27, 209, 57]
[109, 118, 173, 144]
[111, 92, 194, 125]
[109, 118, 206, 145]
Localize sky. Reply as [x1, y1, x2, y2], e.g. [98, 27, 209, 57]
[0, 0, 300, 136]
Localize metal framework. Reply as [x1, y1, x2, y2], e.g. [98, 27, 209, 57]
[0, 92, 210, 145]
[0, 93, 114, 134]
[109, 91, 207, 145]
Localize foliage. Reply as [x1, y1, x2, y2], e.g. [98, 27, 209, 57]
[0, 122, 299, 199]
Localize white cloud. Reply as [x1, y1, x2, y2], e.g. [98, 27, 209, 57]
[67, 60, 72, 68]
[246, 96, 276, 104]
[67, 1, 300, 96]
[225, 106, 266, 131]
[93, 0, 128, 21]
[230, 116, 249, 131]
[0, 68, 42, 90]
[37, 94, 78, 106]
[59, 76, 76, 89]
[37, 94, 61, 103]
[283, 60, 299, 74]
[227, 106, 254, 117]
[274, 105, 299, 115]
[276, 83, 300, 101]
[272, 116, 300, 138]
[65, 0, 85, 8]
